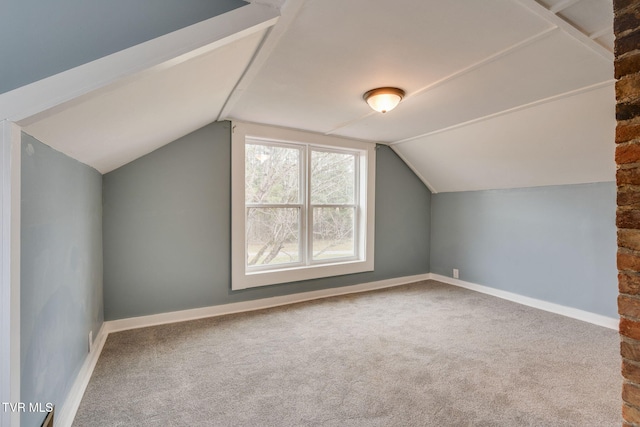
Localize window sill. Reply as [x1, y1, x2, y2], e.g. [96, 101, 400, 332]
[233, 258, 374, 290]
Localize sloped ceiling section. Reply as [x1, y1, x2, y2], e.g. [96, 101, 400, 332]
[226, 0, 615, 193]
[0, 0, 247, 94]
[17, 0, 614, 192]
[25, 30, 267, 173]
[393, 84, 614, 193]
[18, 3, 278, 173]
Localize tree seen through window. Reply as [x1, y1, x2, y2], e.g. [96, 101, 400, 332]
[245, 141, 357, 267]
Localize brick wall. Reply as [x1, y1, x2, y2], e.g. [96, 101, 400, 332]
[617, 1, 640, 426]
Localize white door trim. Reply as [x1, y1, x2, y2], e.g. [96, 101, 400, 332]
[0, 121, 21, 427]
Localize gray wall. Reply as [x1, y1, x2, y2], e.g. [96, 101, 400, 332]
[1, 0, 246, 94]
[21, 133, 103, 427]
[430, 183, 617, 318]
[103, 121, 431, 320]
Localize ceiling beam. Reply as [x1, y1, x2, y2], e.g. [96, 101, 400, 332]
[549, 0, 583, 14]
[0, 3, 280, 125]
[514, 0, 613, 60]
[389, 80, 614, 146]
[219, 0, 306, 121]
[324, 27, 557, 137]
[589, 26, 613, 40]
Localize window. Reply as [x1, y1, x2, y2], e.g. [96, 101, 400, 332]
[231, 122, 375, 289]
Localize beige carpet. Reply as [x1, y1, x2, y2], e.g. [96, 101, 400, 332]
[73, 280, 620, 426]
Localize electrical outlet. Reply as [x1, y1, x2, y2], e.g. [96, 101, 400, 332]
[453, 268, 459, 279]
[88, 331, 93, 353]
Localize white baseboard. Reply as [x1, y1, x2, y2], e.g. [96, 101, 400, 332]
[59, 271, 618, 426]
[429, 273, 619, 330]
[57, 323, 109, 427]
[59, 273, 431, 425]
[106, 273, 432, 333]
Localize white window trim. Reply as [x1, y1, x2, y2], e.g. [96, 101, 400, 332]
[231, 121, 375, 290]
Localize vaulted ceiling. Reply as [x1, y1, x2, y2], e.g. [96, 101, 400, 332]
[15, 0, 615, 192]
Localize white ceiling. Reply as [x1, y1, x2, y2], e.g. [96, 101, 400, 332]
[21, 0, 615, 192]
[23, 29, 267, 173]
[394, 84, 614, 192]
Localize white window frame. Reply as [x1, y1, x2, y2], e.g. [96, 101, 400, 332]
[231, 121, 375, 290]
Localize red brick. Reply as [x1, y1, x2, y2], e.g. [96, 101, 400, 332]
[619, 167, 640, 186]
[618, 100, 640, 121]
[620, 230, 640, 252]
[621, 273, 640, 295]
[615, 0, 638, 13]
[619, 143, 640, 164]
[617, 74, 640, 104]
[623, 359, 640, 383]
[621, 294, 640, 318]
[617, 29, 640, 57]
[618, 55, 640, 80]
[622, 337, 640, 362]
[625, 381, 640, 407]
[622, 317, 640, 341]
[618, 210, 640, 229]
[624, 402, 640, 425]
[618, 186, 640, 207]
[617, 122, 640, 143]
[619, 251, 640, 271]
[616, 8, 640, 37]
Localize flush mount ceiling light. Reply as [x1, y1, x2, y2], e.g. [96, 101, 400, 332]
[363, 87, 405, 113]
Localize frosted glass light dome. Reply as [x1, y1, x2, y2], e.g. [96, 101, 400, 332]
[363, 87, 405, 113]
